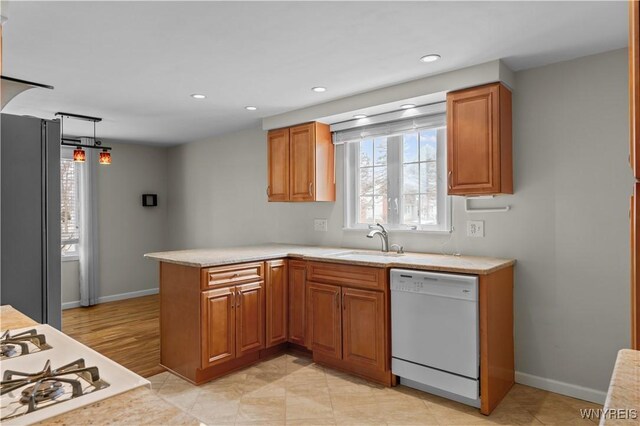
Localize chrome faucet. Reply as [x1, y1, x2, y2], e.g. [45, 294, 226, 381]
[367, 223, 389, 252]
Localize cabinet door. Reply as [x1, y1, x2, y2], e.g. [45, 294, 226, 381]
[289, 123, 315, 202]
[236, 282, 265, 356]
[342, 288, 385, 371]
[307, 281, 341, 359]
[266, 259, 288, 347]
[288, 260, 307, 347]
[267, 128, 290, 201]
[201, 287, 236, 368]
[447, 84, 501, 195]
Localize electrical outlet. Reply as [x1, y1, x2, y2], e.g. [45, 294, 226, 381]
[467, 220, 484, 238]
[314, 219, 328, 232]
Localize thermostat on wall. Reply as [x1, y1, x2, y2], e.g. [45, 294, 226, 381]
[142, 194, 158, 207]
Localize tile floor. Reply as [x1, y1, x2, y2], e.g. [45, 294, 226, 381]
[149, 353, 601, 425]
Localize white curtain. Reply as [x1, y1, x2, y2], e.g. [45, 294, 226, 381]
[78, 138, 99, 306]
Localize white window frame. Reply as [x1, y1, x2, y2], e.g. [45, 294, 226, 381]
[61, 147, 80, 260]
[343, 123, 451, 233]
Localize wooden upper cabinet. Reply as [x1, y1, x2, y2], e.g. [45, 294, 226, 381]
[447, 82, 513, 195]
[631, 0, 640, 178]
[235, 281, 265, 357]
[290, 123, 316, 201]
[342, 287, 385, 371]
[201, 287, 236, 368]
[288, 260, 307, 347]
[265, 259, 288, 348]
[267, 128, 290, 201]
[267, 122, 335, 202]
[307, 281, 342, 359]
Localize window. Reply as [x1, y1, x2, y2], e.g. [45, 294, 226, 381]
[344, 116, 450, 232]
[61, 148, 80, 258]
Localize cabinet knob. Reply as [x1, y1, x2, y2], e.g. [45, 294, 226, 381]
[448, 171, 452, 190]
[267, 186, 271, 196]
[308, 182, 313, 196]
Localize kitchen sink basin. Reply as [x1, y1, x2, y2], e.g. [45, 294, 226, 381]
[331, 251, 404, 263]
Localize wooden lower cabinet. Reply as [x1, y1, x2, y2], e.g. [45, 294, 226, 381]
[288, 260, 307, 347]
[342, 287, 385, 371]
[266, 259, 288, 347]
[201, 286, 236, 368]
[161, 259, 514, 416]
[307, 282, 342, 359]
[307, 271, 391, 385]
[235, 282, 265, 356]
[201, 281, 264, 370]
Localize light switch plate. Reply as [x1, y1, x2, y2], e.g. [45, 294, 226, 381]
[467, 220, 484, 237]
[314, 219, 328, 232]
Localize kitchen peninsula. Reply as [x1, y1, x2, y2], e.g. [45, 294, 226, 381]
[145, 244, 515, 415]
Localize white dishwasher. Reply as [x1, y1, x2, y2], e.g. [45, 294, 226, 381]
[390, 268, 480, 407]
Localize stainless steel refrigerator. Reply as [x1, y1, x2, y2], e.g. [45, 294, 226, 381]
[1, 113, 61, 329]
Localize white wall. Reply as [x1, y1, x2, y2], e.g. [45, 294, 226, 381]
[62, 141, 168, 306]
[167, 127, 290, 249]
[166, 48, 631, 402]
[61, 259, 79, 305]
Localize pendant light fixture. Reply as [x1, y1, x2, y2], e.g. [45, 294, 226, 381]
[99, 149, 111, 165]
[56, 112, 112, 165]
[73, 147, 86, 162]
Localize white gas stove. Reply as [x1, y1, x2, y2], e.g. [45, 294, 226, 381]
[0, 324, 150, 425]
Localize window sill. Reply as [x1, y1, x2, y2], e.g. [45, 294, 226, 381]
[342, 227, 452, 235]
[62, 255, 79, 262]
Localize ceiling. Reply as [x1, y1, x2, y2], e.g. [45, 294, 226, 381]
[1, 1, 627, 146]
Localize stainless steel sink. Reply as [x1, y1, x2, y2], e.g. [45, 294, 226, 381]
[331, 251, 404, 263]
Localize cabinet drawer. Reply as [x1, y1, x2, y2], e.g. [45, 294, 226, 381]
[307, 261, 386, 291]
[201, 262, 264, 289]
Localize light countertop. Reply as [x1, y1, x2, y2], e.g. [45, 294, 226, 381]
[601, 349, 640, 425]
[145, 243, 515, 275]
[0, 306, 198, 426]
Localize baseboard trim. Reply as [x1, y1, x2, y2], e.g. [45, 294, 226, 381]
[62, 288, 159, 310]
[62, 301, 81, 310]
[515, 371, 606, 404]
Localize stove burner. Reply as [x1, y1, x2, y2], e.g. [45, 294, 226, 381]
[0, 329, 52, 359]
[1, 359, 110, 420]
[20, 381, 64, 404]
[0, 344, 16, 358]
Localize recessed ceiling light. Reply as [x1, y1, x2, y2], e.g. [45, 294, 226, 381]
[245, 106, 258, 111]
[400, 104, 416, 109]
[420, 54, 441, 63]
[191, 94, 206, 99]
[353, 114, 367, 119]
[312, 87, 327, 93]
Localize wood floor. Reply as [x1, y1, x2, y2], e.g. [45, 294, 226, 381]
[62, 294, 163, 377]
